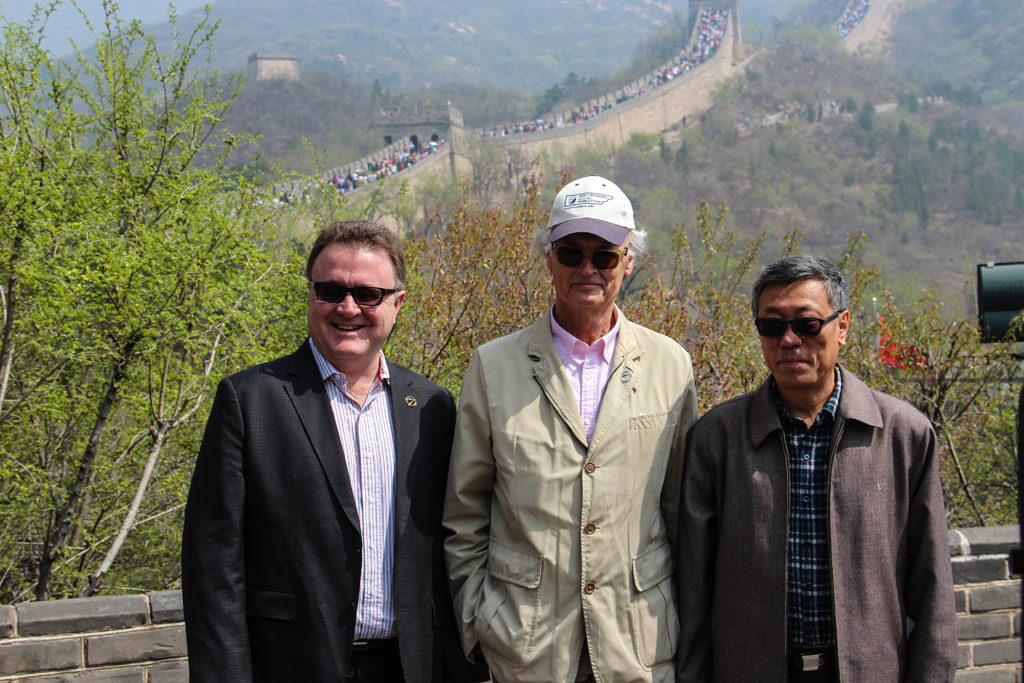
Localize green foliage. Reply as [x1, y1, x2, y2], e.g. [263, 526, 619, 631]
[628, 131, 660, 153]
[0, 2, 302, 602]
[388, 181, 552, 392]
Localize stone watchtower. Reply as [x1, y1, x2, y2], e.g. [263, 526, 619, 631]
[370, 104, 465, 177]
[371, 104, 463, 150]
[688, 0, 741, 55]
[246, 53, 299, 82]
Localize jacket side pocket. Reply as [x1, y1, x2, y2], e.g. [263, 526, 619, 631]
[629, 540, 679, 669]
[474, 540, 543, 666]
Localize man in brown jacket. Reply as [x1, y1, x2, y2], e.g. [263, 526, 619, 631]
[677, 255, 956, 682]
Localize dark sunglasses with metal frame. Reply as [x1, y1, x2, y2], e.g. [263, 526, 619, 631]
[553, 245, 629, 271]
[754, 309, 846, 338]
[311, 281, 399, 307]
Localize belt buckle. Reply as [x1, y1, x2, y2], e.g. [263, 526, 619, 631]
[801, 653, 826, 671]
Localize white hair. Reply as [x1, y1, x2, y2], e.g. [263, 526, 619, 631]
[535, 225, 649, 257]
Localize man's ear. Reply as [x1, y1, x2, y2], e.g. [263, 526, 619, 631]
[836, 309, 851, 346]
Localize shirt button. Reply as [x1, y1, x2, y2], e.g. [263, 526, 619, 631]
[803, 495, 810, 502]
[584, 462, 596, 474]
[803, 453, 810, 461]
[585, 523, 597, 534]
[584, 582, 596, 594]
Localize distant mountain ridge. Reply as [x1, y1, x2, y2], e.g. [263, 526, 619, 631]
[163, 0, 679, 92]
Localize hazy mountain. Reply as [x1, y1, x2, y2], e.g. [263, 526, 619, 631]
[2, 0, 806, 92]
[164, 0, 690, 92]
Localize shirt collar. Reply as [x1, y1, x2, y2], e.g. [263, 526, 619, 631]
[549, 304, 620, 364]
[771, 366, 842, 425]
[308, 338, 390, 385]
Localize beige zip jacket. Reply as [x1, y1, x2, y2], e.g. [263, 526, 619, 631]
[443, 314, 699, 683]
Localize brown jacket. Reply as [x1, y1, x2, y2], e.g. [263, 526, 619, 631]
[677, 366, 956, 682]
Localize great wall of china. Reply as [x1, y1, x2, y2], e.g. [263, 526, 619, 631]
[5, 2, 1019, 680]
[275, 0, 903, 204]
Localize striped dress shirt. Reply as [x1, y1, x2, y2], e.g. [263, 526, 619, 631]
[310, 340, 397, 640]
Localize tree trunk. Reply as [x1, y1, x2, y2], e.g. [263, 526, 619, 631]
[35, 335, 138, 600]
[81, 423, 169, 597]
[0, 224, 24, 417]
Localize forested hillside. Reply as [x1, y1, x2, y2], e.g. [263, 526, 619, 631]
[604, 22, 1023, 303]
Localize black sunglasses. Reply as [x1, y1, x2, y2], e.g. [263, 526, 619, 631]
[311, 281, 399, 307]
[754, 310, 845, 338]
[554, 245, 628, 271]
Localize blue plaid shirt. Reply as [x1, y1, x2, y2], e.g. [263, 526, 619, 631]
[774, 368, 842, 648]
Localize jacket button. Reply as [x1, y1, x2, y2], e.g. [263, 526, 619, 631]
[584, 582, 596, 594]
[584, 462, 596, 474]
[584, 523, 596, 534]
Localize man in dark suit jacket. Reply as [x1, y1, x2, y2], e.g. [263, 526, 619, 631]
[182, 220, 484, 682]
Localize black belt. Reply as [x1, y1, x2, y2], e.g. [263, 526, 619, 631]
[351, 637, 398, 659]
[788, 645, 833, 672]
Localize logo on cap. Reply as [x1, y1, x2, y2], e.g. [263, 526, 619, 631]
[564, 192, 613, 208]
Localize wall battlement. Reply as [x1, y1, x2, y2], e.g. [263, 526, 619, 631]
[0, 526, 1020, 681]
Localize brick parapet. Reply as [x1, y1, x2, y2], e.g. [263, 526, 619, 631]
[1, 530, 1021, 680]
[0, 591, 186, 682]
[953, 526, 1022, 682]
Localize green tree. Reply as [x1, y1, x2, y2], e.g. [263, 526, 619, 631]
[0, 2, 302, 601]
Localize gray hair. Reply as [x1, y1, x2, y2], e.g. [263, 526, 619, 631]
[534, 225, 649, 257]
[751, 254, 850, 317]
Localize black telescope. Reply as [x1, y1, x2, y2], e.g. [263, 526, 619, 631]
[976, 260, 1024, 662]
[977, 261, 1024, 342]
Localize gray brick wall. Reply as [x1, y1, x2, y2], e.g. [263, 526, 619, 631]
[0, 591, 186, 682]
[0, 527, 1021, 681]
[952, 526, 1023, 683]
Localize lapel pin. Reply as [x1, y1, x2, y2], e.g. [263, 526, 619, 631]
[405, 395, 418, 407]
[621, 370, 633, 383]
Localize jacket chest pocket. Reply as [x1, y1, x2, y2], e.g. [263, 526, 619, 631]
[622, 410, 677, 493]
[628, 409, 677, 452]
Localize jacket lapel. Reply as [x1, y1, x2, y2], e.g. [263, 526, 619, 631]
[283, 342, 361, 532]
[528, 321, 589, 446]
[588, 318, 641, 452]
[387, 366, 417, 542]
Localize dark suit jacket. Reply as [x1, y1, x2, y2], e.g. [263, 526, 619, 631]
[182, 341, 484, 682]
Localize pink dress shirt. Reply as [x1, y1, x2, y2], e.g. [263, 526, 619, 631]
[550, 306, 621, 442]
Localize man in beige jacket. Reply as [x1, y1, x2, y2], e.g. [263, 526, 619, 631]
[443, 176, 699, 683]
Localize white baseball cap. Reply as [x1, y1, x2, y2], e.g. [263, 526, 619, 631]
[546, 175, 634, 244]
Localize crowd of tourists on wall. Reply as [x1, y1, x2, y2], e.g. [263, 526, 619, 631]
[835, 0, 870, 36]
[329, 138, 445, 192]
[474, 6, 728, 140]
[273, 138, 445, 205]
